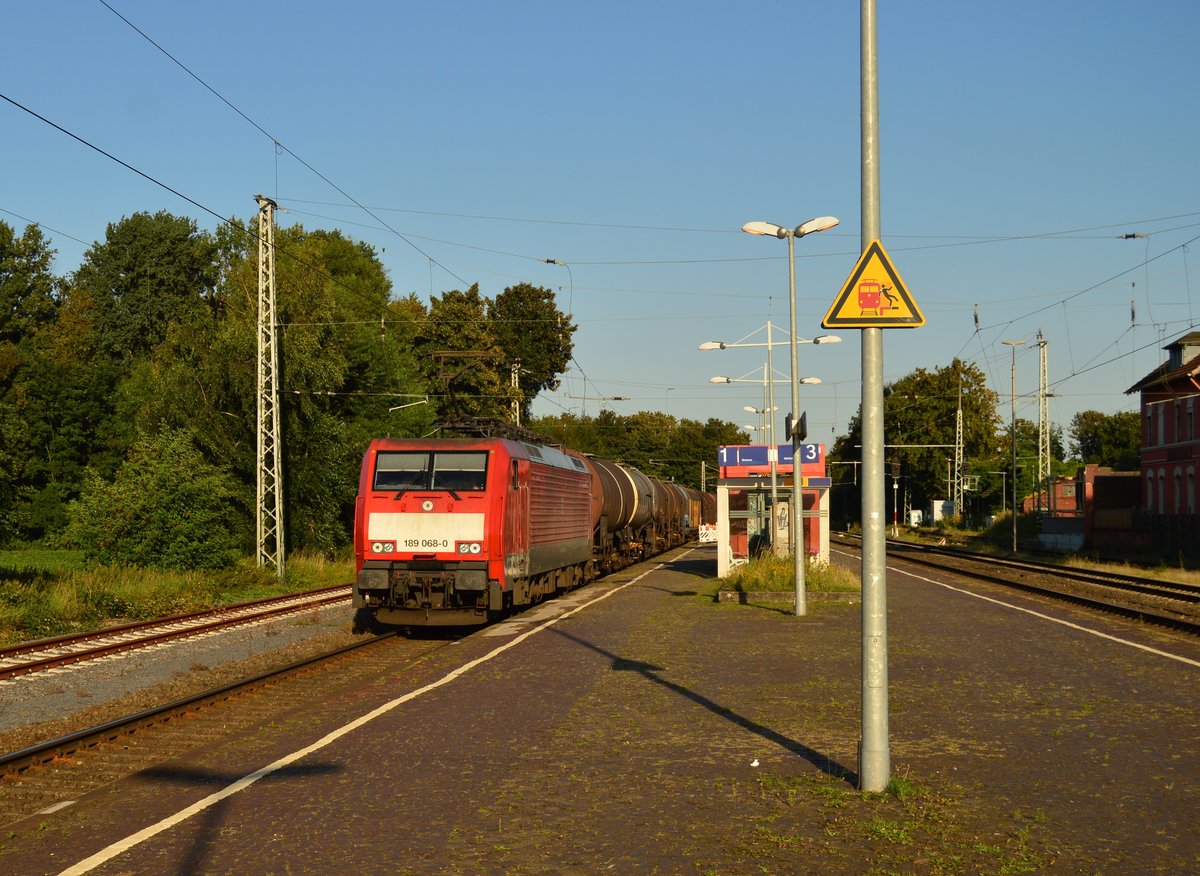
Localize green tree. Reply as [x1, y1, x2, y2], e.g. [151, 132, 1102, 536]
[830, 359, 1001, 513]
[65, 427, 247, 570]
[6, 211, 224, 536]
[72, 211, 218, 361]
[212, 221, 420, 553]
[488, 282, 575, 422]
[0, 220, 62, 539]
[526, 411, 742, 490]
[0, 221, 59, 344]
[414, 285, 514, 420]
[1068, 410, 1140, 470]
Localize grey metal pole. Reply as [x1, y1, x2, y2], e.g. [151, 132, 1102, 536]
[767, 322, 780, 557]
[859, 0, 890, 793]
[786, 234, 807, 615]
[1012, 356, 1018, 551]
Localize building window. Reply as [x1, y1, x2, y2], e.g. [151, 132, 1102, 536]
[1174, 468, 1183, 514]
[1146, 408, 1155, 446]
[1157, 405, 1166, 446]
[1158, 469, 1166, 514]
[1189, 467, 1196, 515]
[1146, 473, 1155, 510]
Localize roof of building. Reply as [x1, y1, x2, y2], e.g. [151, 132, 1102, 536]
[1125, 331, 1200, 394]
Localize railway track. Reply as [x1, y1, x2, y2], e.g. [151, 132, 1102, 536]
[0, 629, 446, 828]
[833, 532, 1200, 635]
[0, 584, 352, 681]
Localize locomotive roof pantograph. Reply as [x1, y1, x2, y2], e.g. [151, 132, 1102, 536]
[823, 239, 925, 329]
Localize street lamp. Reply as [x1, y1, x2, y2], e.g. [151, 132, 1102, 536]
[742, 216, 840, 616]
[1002, 340, 1024, 552]
[702, 322, 837, 565]
[711, 358, 783, 552]
[743, 404, 779, 433]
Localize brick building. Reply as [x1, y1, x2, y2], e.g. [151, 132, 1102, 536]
[1125, 331, 1200, 514]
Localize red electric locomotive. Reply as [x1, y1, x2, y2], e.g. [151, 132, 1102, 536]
[353, 436, 713, 628]
[354, 437, 593, 626]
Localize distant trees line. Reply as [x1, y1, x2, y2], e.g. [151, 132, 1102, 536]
[0, 211, 744, 569]
[827, 358, 1141, 520]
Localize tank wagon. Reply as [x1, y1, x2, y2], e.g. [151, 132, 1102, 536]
[353, 437, 713, 627]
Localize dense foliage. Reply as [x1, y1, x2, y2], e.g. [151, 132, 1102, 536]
[6, 207, 1142, 564]
[1068, 410, 1140, 470]
[829, 359, 1003, 522]
[0, 212, 743, 569]
[65, 427, 246, 570]
[0, 213, 576, 564]
[825, 358, 1136, 526]
[528, 411, 745, 489]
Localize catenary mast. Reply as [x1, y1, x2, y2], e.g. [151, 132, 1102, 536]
[256, 195, 285, 576]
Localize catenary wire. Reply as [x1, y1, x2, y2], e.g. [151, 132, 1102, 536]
[97, 0, 468, 287]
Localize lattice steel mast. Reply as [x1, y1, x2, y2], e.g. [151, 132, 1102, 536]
[1037, 331, 1050, 513]
[953, 382, 963, 515]
[256, 195, 285, 575]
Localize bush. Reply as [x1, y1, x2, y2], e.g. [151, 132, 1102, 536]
[65, 427, 250, 570]
[724, 554, 860, 593]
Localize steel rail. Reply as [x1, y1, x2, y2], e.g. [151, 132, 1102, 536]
[0, 632, 393, 778]
[891, 541, 1200, 603]
[0, 585, 352, 680]
[833, 533, 1200, 637]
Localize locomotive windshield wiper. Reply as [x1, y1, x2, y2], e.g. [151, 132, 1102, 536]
[446, 487, 462, 501]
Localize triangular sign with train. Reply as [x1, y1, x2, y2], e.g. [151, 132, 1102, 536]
[823, 240, 925, 328]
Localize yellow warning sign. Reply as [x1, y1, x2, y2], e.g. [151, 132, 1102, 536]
[823, 240, 924, 328]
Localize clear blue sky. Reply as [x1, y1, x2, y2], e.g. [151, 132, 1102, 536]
[4, 1, 1197, 450]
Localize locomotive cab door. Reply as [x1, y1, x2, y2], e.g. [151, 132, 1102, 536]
[505, 458, 530, 580]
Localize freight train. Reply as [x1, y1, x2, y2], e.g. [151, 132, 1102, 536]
[353, 436, 715, 627]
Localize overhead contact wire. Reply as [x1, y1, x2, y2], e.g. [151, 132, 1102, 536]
[97, 0, 467, 287]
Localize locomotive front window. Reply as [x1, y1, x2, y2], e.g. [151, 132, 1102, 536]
[432, 451, 488, 492]
[373, 452, 430, 491]
[373, 450, 488, 492]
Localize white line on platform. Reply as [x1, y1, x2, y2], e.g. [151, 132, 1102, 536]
[833, 547, 1200, 669]
[57, 553, 690, 876]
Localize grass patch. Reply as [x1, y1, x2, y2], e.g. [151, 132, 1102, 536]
[0, 551, 354, 646]
[748, 769, 1055, 873]
[722, 555, 860, 594]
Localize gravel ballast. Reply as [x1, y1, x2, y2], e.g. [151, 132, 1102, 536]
[0, 603, 361, 754]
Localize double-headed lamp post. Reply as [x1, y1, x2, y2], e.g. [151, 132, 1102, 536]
[704, 322, 834, 563]
[709, 368, 783, 554]
[705, 350, 834, 606]
[741, 216, 840, 616]
[704, 322, 783, 554]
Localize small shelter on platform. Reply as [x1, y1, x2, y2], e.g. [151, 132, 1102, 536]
[715, 444, 831, 578]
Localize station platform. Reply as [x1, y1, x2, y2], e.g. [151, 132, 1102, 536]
[3, 544, 1197, 874]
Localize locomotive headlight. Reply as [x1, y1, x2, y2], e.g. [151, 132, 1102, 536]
[370, 541, 396, 554]
[383, 542, 395, 553]
[456, 541, 483, 555]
